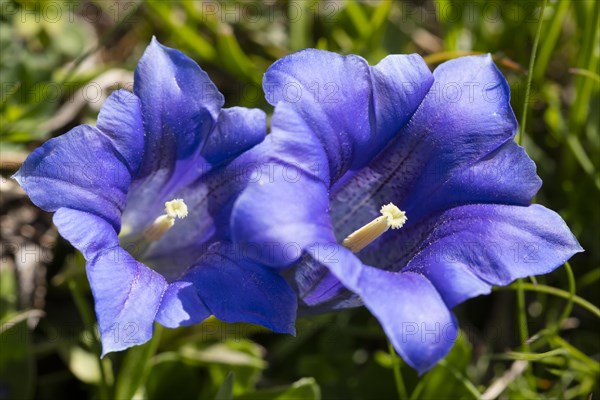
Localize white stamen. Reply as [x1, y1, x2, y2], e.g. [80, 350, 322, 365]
[342, 203, 406, 253]
[143, 199, 188, 242]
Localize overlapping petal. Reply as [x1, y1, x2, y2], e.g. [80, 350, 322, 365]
[133, 37, 223, 177]
[311, 244, 457, 374]
[232, 163, 332, 268]
[400, 204, 583, 307]
[181, 243, 297, 334]
[263, 49, 433, 181]
[96, 89, 145, 175]
[331, 55, 527, 238]
[14, 88, 143, 232]
[157, 241, 298, 332]
[231, 103, 334, 268]
[52, 209, 119, 260]
[89, 247, 167, 355]
[202, 107, 266, 165]
[156, 281, 210, 328]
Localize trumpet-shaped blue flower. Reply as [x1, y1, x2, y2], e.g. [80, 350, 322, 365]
[15, 38, 297, 355]
[230, 50, 583, 373]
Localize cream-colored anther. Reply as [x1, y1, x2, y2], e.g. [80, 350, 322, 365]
[143, 199, 188, 242]
[342, 203, 406, 253]
[165, 198, 188, 219]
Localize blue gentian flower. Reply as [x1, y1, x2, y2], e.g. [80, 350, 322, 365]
[14, 38, 297, 355]
[230, 50, 583, 373]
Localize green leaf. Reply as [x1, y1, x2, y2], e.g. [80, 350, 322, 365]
[114, 325, 163, 400]
[410, 330, 477, 400]
[0, 318, 35, 400]
[180, 341, 267, 369]
[58, 344, 114, 386]
[181, 340, 266, 397]
[289, 0, 316, 51]
[215, 371, 235, 400]
[0, 261, 17, 319]
[145, 357, 202, 400]
[235, 377, 321, 400]
[146, 1, 217, 62]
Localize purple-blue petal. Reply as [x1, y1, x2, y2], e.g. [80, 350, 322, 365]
[261, 102, 331, 185]
[96, 89, 145, 175]
[231, 162, 333, 268]
[311, 244, 457, 374]
[181, 243, 297, 334]
[156, 281, 211, 328]
[263, 49, 432, 181]
[400, 55, 524, 220]
[88, 247, 167, 355]
[14, 123, 135, 231]
[401, 204, 583, 307]
[369, 54, 434, 161]
[52, 208, 119, 260]
[133, 37, 223, 177]
[330, 54, 527, 239]
[201, 107, 266, 165]
[230, 102, 334, 268]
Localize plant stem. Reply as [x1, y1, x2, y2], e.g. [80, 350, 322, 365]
[518, 0, 548, 144]
[495, 283, 600, 318]
[388, 341, 409, 400]
[68, 278, 110, 400]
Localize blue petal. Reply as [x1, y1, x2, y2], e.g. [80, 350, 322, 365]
[231, 162, 333, 268]
[96, 89, 145, 175]
[156, 281, 211, 328]
[52, 207, 209, 346]
[400, 204, 583, 307]
[181, 243, 297, 334]
[14, 123, 137, 231]
[52, 208, 119, 260]
[87, 247, 167, 355]
[202, 107, 266, 165]
[312, 245, 457, 374]
[401, 55, 525, 220]
[133, 37, 223, 177]
[230, 102, 335, 268]
[370, 54, 435, 160]
[287, 249, 362, 312]
[263, 49, 432, 181]
[330, 55, 527, 238]
[259, 102, 331, 184]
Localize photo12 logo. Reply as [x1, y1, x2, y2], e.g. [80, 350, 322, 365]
[1, 1, 139, 24]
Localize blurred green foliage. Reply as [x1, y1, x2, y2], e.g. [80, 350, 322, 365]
[0, 0, 598, 399]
